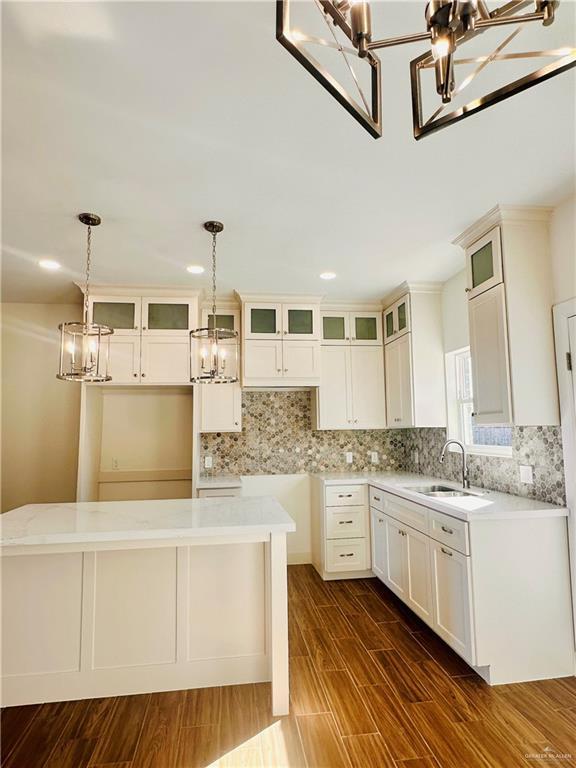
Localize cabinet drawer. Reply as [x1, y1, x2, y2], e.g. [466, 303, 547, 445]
[381, 491, 428, 534]
[429, 510, 469, 555]
[325, 485, 367, 507]
[326, 538, 370, 572]
[369, 486, 385, 511]
[326, 506, 367, 539]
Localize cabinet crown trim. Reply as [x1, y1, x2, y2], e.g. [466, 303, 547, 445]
[76, 284, 201, 298]
[382, 281, 443, 307]
[236, 292, 324, 304]
[453, 204, 553, 250]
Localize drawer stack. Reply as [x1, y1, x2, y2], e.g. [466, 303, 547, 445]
[324, 485, 370, 573]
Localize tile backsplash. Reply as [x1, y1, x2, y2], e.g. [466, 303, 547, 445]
[200, 390, 566, 505]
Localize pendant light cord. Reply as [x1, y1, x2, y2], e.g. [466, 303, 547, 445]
[84, 224, 92, 325]
[211, 232, 217, 319]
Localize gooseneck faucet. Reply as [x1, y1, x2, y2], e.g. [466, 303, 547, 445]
[440, 440, 470, 489]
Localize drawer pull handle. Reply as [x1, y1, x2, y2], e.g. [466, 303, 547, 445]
[339, 520, 354, 525]
[398, 529, 406, 536]
[339, 553, 355, 558]
[441, 547, 453, 557]
[338, 494, 353, 498]
[373, 495, 381, 501]
[441, 525, 454, 534]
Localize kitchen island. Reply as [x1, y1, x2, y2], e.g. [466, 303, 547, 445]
[0, 496, 295, 714]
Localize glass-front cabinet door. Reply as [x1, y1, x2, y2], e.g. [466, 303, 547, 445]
[321, 312, 350, 344]
[384, 294, 410, 344]
[141, 298, 196, 335]
[465, 226, 503, 300]
[244, 303, 282, 340]
[282, 304, 319, 340]
[89, 296, 141, 335]
[352, 312, 382, 345]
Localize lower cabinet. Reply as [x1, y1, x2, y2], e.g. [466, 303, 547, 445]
[370, 495, 474, 664]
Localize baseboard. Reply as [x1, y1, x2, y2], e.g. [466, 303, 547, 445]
[287, 552, 311, 565]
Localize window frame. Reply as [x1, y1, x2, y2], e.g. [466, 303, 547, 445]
[445, 346, 513, 458]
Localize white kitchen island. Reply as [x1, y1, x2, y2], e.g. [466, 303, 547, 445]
[0, 496, 295, 715]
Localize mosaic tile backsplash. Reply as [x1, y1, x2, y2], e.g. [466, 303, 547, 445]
[200, 391, 566, 505]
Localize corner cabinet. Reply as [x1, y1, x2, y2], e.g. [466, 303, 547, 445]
[456, 206, 559, 425]
[382, 285, 446, 428]
[88, 293, 198, 385]
[239, 295, 321, 386]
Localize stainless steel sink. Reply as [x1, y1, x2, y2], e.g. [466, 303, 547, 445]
[403, 485, 476, 498]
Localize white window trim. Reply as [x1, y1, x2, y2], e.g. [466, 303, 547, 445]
[445, 346, 513, 458]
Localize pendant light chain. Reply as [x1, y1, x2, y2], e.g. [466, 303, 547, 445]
[83, 224, 92, 325]
[211, 231, 217, 319]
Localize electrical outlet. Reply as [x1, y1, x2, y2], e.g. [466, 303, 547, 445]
[204, 455, 213, 470]
[370, 451, 379, 464]
[112, 458, 119, 470]
[519, 464, 533, 484]
[413, 449, 419, 465]
[345, 452, 353, 464]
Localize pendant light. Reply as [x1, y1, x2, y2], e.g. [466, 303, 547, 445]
[57, 213, 113, 382]
[190, 221, 239, 383]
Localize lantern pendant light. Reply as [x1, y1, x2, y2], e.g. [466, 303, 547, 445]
[57, 213, 114, 382]
[190, 221, 239, 384]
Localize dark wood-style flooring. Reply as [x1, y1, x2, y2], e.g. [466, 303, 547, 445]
[2, 564, 576, 767]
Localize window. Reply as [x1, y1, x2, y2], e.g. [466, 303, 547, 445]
[446, 347, 512, 456]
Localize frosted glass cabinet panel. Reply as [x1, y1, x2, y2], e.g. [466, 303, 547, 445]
[245, 303, 281, 339]
[465, 226, 503, 300]
[321, 311, 381, 345]
[90, 297, 141, 335]
[384, 295, 410, 344]
[141, 298, 196, 335]
[282, 305, 319, 340]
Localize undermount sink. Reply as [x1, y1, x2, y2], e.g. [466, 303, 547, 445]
[403, 484, 476, 498]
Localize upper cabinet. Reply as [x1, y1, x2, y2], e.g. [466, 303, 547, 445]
[455, 206, 559, 426]
[382, 285, 446, 429]
[239, 295, 322, 386]
[384, 294, 410, 344]
[465, 226, 503, 300]
[322, 311, 382, 345]
[88, 291, 199, 385]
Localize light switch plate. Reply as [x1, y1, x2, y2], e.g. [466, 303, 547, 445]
[204, 456, 213, 470]
[345, 452, 353, 464]
[519, 464, 533, 484]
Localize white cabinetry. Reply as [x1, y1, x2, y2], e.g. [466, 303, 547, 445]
[314, 345, 385, 430]
[239, 295, 321, 386]
[455, 206, 559, 425]
[311, 483, 372, 580]
[430, 540, 474, 662]
[199, 384, 242, 433]
[88, 291, 199, 385]
[321, 310, 382, 345]
[382, 284, 446, 428]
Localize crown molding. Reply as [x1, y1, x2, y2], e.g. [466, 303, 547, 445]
[453, 204, 553, 250]
[235, 291, 324, 304]
[382, 280, 443, 307]
[76, 283, 202, 298]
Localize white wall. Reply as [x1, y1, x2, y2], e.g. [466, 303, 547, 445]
[240, 474, 311, 564]
[1, 303, 82, 512]
[441, 268, 469, 352]
[550, 194, 576, 305]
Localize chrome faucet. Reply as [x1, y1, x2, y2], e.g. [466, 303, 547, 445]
[440, 440, 470, 489]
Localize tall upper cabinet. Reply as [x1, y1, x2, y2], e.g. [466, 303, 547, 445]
[455, 206, 559, 426]
[383, 284, 446, 428]
[238, 294, 322, 386]
[313, 306, 386, 430]
[88, 288, 199, 385]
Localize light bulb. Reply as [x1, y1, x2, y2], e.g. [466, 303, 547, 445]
[66, 341, 75, 355]
[431, 36, 450, 61]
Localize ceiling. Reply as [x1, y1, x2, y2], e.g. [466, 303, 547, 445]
[2, 1, 575, 304]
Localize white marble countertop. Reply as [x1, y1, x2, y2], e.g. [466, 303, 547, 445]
[312, 471, 567, 521]
[196, 475, 242, 490]
[0, 496, 295, 550]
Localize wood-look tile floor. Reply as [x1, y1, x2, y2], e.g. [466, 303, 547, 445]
[2, 564, 576, 768]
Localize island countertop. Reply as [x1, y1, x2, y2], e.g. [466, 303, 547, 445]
[0, 496, 296, 552]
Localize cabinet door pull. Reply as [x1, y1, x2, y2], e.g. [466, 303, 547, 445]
[133, 373, 138, 378]
[465, 287, 472, 293]
[134, 326, 139, 330]
[441, 525, 454, 534]
[141, 373, 146, 378]
[276, 368, 281, 373]
[284, 368, 288, 372]
[142, 326, 147, 331]
[338, 493, 353, 498]
[398, 529, 406, 536]
[373, 495, 381, 501]
[441, 547, 453, 557]
[339, 520, 354, 525]
[378, 517, 384, 523]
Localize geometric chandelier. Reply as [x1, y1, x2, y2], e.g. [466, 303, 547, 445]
[277, 0, 576, 139]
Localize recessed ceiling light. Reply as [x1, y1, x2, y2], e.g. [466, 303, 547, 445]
[320, 271, 336, 280]
[38, 259, 61, 271]
[187, 265, 205, 274]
